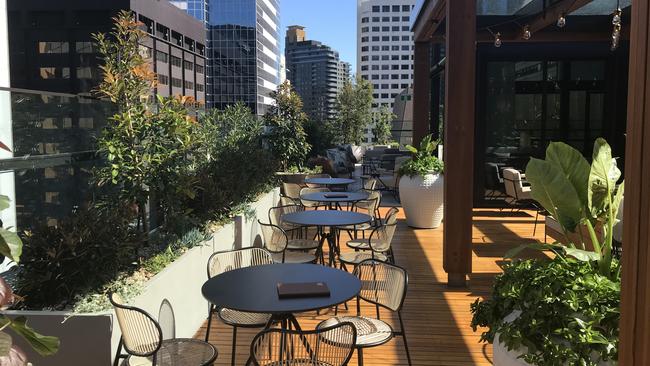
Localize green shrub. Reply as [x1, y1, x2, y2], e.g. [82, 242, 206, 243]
[16, 204, 143, 309]
[398, 134, 444, 177]
[471, 257, 619, 365]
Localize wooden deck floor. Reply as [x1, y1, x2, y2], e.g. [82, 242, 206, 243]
[196, 207, 548, 365]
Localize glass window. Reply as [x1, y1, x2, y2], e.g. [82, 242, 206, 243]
[382, 5, 390, 12]
[75, 42, 95, 54]
[402, 5, 411, 11]
[372, 5, 380, 12]
[38, 41, 69, 54]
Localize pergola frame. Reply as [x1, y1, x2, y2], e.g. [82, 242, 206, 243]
[412, 0, 650, 363]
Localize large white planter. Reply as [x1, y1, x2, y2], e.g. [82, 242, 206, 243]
[399, 173, 444, 228]
[5, 188, 280, 365]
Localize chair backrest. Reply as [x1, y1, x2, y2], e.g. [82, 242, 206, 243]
[360, 190, 382, 218]
[363, 177, 378, 190]
[279, 193, 300, 206]
[158, 299, 175, 340]
[300, 187, 330, 207]
[354, 259, 408, 312]
[393, 156, 411, 175]
[207, 247, 273, 279]
[369, 207, 399, 253]
[268, 204, 303, 227]
[110, 293, 163, 358]
[305, 173, 332, 188]
[502, 168, 524, 199]
[258, 220, 288, 254]
[282, 182, 302, 200]
[249, 322, 356, 366]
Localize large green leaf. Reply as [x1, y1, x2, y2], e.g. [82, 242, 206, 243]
[589, 138, 621, 216]
[545, 142, 591, 214]
[0, 331, 11, 357]
[0, 230, 21, 263]
[526, 158, 584, 233]
[0, 196, 10, 211]
[8, 317, 59, 356]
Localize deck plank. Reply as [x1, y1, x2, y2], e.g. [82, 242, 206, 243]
[195, 207, 547, 365]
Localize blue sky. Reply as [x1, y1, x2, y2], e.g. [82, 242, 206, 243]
[280, 0, 357, 72]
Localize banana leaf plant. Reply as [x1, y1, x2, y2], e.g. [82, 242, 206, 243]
[507, 138, 624, 279]
[0, 195, 59, 363]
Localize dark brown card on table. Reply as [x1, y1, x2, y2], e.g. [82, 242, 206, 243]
[324, 194, 348, 198]
[277, 282, 331, 299]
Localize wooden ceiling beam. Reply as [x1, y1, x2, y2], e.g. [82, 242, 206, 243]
[412, 0, 446, 42]
[528, 0, 595, 33]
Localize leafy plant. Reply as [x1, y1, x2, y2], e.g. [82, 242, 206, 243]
[264, 81, 311, 171]
[0, 196, 59, 362]
[471, 257, 619, 365]
[398, 134, 444, 177]
[332, 77, 374, 145]
[471, 138, 624, 365]
[372, 105, 395, 145]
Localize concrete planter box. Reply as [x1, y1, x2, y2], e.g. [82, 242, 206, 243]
[7, 188, 280, 365]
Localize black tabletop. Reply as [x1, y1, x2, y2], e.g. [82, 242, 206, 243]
[300, 191, 369, 203]
[202, 264, 361, 314]
[304, 177, 356, 186]
[282, 210, 372, 227]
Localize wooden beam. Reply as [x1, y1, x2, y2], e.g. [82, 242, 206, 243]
[412, 42, 431, 145]
[412, 0, 446, 42]
[475, 31, 614, 43]
[620, 0, 650, 364]
[528, 0, 594, 33]
[443, 0, 475, 287]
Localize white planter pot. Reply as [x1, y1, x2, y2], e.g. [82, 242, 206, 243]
[399, 173, 444, 228]
[493, 334, 615, 366]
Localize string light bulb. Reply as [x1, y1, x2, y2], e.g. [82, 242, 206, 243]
[611, 7, 622, 51]
[494, 32, 502, 48]
[557, 14, 566, 28]
[522, 25, 531, 40]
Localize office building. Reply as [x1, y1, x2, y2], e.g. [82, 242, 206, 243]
[285, 25, 351, 121]
[8, 0, 207, 102]
[391, 87, 413, 146]
[357, 0, 416, 142]
[175, 0, 281, 115]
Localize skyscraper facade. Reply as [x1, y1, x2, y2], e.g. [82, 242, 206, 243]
[285, 25, 350, 121]
[175, 0, 281, 115]
[357, 0, 416, 142]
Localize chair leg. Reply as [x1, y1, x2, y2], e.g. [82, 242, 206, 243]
[533, 210, 539, 237]
[113, 338, 124, 366]
[205, 304, 214, 342]
[231, 326, 237, 366]
[357, 348, 364, 366]
[398, 312, 412, 366]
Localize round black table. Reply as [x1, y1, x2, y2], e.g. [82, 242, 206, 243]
[283, 211, 372, 266]
[300, 191, 369, 210]
[304, 177, 356, 191]
[202, 263, 361, 330]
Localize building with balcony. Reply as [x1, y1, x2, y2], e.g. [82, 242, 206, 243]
[285, 25, 351, 121]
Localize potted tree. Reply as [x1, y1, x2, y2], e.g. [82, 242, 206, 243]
[471, 139, 622, 366]
[398, 135, 444, 228]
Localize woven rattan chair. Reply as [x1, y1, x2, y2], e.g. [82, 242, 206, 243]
[341, 208, 399, 266]
[283, 182, 303, 202]
[340, 191, 382, 239]
[248, 322, 357, 366]
[317, 260, 411, 366]
[268, 205, 319, 251]
[205, 248, 274, 366]
[305, 173, 332, 188]
[110, 293, 218, 366]
[299, 187, 330, 209]
[258, 220, 319, 264]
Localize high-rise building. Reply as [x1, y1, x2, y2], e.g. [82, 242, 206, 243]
[357, 0, 416, 142]
[285, 25, 350, 121]
[176, 0, 281, 115]
[8, 0, 207, 102]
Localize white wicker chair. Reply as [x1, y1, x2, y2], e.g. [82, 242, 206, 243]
[110, 293, 218, 366]
[317, 260, 411, 366]
[268, 205, 320, 252]
[299, 187, 331, 209]
[205, 248, 273, 366]
[248, 322, 356, 366]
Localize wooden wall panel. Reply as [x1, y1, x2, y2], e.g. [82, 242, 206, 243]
[413, 41, 431, 145]
[620, 0, 650, 364]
